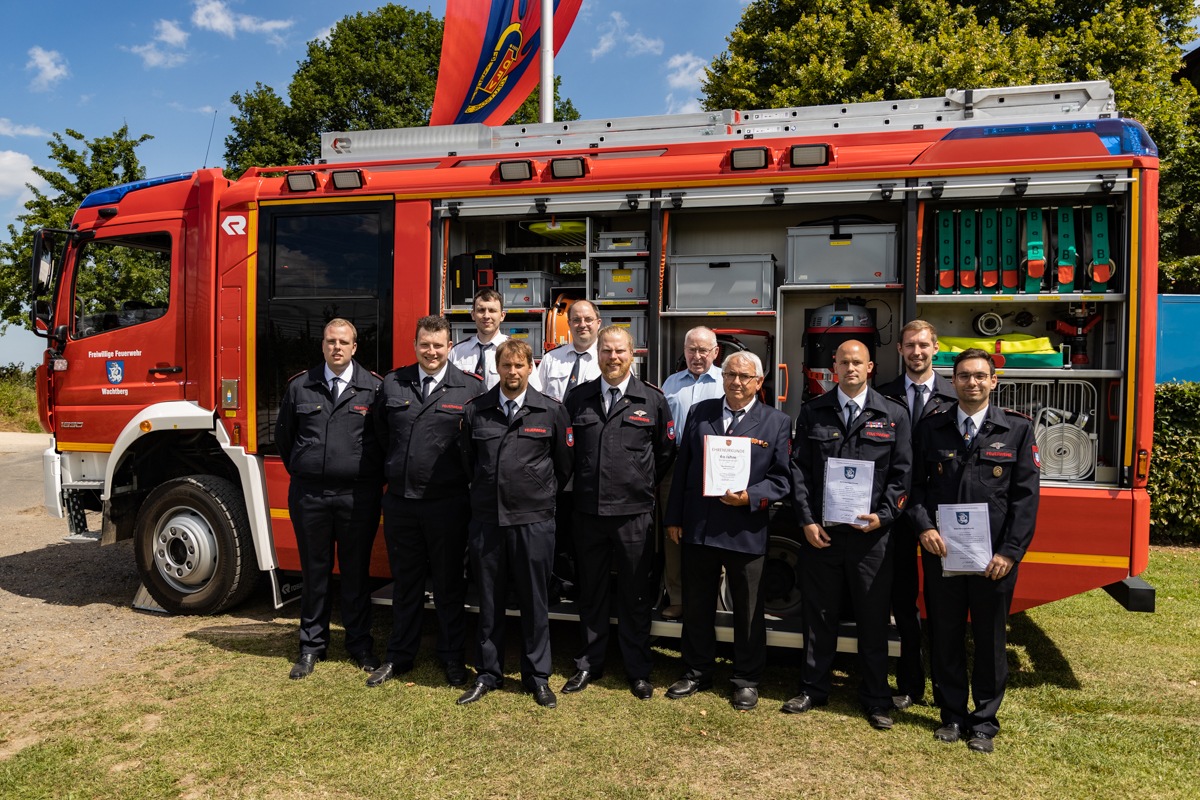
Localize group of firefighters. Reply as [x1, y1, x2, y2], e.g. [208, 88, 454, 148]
[275, 288, 1039, 755]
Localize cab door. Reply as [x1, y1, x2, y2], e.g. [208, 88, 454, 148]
[52, 221, 187, 449]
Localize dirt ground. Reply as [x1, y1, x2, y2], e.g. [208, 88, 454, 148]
[0, 432, 284, 697]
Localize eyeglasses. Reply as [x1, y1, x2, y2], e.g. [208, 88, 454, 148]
[570, 317, 599, 325]
[723, 372, 759, 382]
[953, 372, 994, 383]
[685, 347, 715, 355]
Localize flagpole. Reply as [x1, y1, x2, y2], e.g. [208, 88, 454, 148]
[540, 0, 554, 122]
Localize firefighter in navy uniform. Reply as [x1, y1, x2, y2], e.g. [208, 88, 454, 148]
[276, 318, 384, 680]
[786, 339, 912, 730]
[367, 315, 485, 690]
[457, 339, 574, 708]
[562, 326, 676, 700]
[876, 320, 957, 709]
[909, 348, 1040, 754]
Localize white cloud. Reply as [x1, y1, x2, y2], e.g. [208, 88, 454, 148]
[590, 12, 663, 61]
[666, 52, 707, 92]
[665, 94, 703, 115]
[25, 47, 69, 92]
[169, 102, 219, 115]
[156, 19, 190, 48]
[0, 119, 48, 138]
[125, 19, 190, 68]
[313, 24, 335, 45]
[0, 150, 44, 199]
[192, 1, 293, 45]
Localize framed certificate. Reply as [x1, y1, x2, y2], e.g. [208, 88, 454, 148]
[703, 435, 751, 496]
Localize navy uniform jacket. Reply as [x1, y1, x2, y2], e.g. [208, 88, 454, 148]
[275, 360, 383, 486]
[374, 362, 485, 500]
[791, 388, 912, 529]
[664, 398, 793, 556]
[565, 375, 676, 516]
[908, 403, 1040, 563]
[876, 372, 957, 428]
[461, 385, 574, 526]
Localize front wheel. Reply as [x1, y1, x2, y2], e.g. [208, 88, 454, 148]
[134, 475, 257, 615]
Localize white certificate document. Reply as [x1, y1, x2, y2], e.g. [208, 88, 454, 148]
[937, 503, 993, 575]
[823, 458, 875, 527]
[703, 435, 751, 496]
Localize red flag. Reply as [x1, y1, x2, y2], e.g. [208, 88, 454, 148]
[430, 0, 582, 126]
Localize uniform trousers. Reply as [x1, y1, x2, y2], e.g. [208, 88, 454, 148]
[680, 542, 766, 688]
[799, 525, 894, 709]
[289, 483, 381, 657]
[657, 465, 683, 605]
[922, 553, 1017, 738]
[467, 519, 555, 689]
[380, 492, 470, 667]
[890, 521, 926, 699]
[572, 510, 655, 680]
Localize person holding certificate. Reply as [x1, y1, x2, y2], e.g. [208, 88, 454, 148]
[908, 348, 1040, 753]
[664, 351, 792, 711]
[787, 340, 912, 730]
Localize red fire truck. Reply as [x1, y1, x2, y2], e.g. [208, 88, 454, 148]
[31, 80, 1156, 634]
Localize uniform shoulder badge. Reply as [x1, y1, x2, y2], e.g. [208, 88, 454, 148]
[1003, 407, 1032, 421]
[464, 371, 484, 382]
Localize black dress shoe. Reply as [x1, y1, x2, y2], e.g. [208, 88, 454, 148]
[893, 694, 914, 711]
[288, 652, 323, 680]
[866, 707, 894, 730]
[350, 651, 381, 672]
[629, 679, 653, 700]
[532, 685, 557, 708]
[562, 669, 599, 694]
[934, 722, 963, 743]
[665, 677, 711, 699]
[731, 687, 759, 711]
[366, 661, 412, 687]
[967, 731, 995, 753]
[780, 692, 823, 714]
[456, 682, 492, 705]
[443, 662, 469, 687]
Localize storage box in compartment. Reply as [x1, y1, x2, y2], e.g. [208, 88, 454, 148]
[668, 254, 776, 310]
[597, 231, 648, 251]
[786, 224, 897, 284]
[496, 271, 559, 309]
[596, 260, 648, 300]
[606, 310, 647, 348]
[452, 321, 545, 358]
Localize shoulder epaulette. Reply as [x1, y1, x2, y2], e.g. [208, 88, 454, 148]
[287, 369, 307, 383]
[544, 342, 568, 353]
[464, 371, 484, 381]
[643, 381, 663, 394]
[1003, 408, 1033, 421]
[880, 393, 908, 409]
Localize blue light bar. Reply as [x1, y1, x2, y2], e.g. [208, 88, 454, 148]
[942, 118, 1157, 157]
[80, 172, 194, 208]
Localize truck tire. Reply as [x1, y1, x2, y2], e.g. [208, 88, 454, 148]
[134, 475, 257, 615]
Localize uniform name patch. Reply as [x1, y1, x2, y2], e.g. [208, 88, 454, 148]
[984, 450, 1014, 459]
[351, 405, 370, 415]
[523, 426, 548, 434]
[440, 403, 463, 411]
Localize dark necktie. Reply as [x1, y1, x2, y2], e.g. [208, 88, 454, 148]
[567, 352, 582, 390]
[422, 375, 434, 401]
[506, 399, 519, 422]
[962, 417, 976, 447]
[911, 383, 926, 425]
[727, 408, 745, 433]
[844, 401, 858, 429]
[474, 343, 491, 377]
[607, 386, 621, 414]
[330, 376, 342, 400]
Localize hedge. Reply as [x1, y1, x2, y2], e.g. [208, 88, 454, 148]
[1149, 381, 1200, 544]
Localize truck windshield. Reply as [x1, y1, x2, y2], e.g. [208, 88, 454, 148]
[72, 233, 172, 339]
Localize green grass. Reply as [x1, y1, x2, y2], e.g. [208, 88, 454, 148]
[2, 547, 1198, 799]
[0, 364, 41, 433]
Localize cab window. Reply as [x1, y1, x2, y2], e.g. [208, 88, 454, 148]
[72, 233, 171, 339]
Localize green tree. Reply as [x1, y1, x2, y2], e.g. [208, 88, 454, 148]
[0, 126, 152, 330]
[225, 4, 579, 176]
[703, 0, 1199, 277]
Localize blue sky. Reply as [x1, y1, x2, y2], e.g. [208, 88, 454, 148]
[0, 0, 751, 365]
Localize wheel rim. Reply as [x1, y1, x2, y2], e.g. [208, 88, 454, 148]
[762, 536, 803, 618]
[151, 504, 220, 594]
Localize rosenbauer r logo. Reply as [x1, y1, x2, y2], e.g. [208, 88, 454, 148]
[221, 216, 247, 236]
